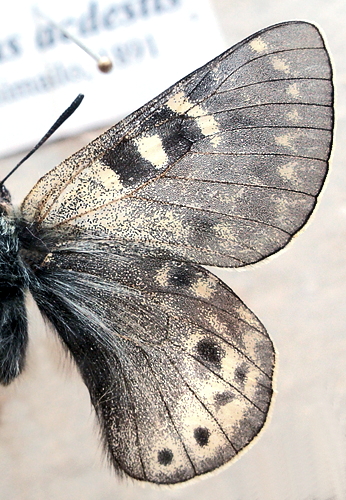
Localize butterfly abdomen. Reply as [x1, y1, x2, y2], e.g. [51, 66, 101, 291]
[0, 194, 29, 385]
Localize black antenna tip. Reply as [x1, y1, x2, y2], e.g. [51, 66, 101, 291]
[0, 94, 85, 187]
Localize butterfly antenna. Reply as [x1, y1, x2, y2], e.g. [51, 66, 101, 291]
[0, 94, 84, 187]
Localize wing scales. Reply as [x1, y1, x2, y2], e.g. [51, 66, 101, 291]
[17, 21, 333, 484]
[168, 154, 327, 194]
[28, 244, 274, 483]
[21, 22, 332, 268]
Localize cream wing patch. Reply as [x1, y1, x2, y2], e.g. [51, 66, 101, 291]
[286, 108, 301, 123]
[275, 131, 299, 151]
[286, 82, 300, 98]
[271, 55, 291, 74]
[278, 161, 299, 181]
[135, 134, 168, 169]
[166, 91, 192, 114]
[166, 92, 221, 145]
[190, 276, 217, 300]
[249, 36, 268, 53]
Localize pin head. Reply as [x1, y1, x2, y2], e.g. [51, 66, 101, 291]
[97, 57, 113, 73]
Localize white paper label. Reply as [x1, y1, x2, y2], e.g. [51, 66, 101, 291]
[0, 0, 225, 157]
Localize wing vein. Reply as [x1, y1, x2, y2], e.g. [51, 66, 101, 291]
[216, 76, 331, 96]
[129, 195, 291, 234]
[147, 290, 267, 337]
[186, 151, 329, 162]
[184, 47, 327, 111]
[169, 320, 272, 379]
[134, 345, 197, 473]
[163, 175, 317, 197]
[171, 345, 266, 415]
[162, 345, 238, 451]
[185, 102, 331, 115]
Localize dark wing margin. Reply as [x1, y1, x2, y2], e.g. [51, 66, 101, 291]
[21, 21, 334, 268]
[29, 246, 274, 484]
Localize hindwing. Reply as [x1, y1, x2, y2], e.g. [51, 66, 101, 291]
[29, 245, 274, 484]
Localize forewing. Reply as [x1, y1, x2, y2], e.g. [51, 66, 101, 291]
[21, 21, 333, 267]
[29, 246, 274, 484]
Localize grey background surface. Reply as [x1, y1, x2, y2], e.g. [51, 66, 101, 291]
[0, 1, 345, 499]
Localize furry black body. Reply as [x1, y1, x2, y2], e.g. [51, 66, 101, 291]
[0, 186, 113, 396]
[0, 186, 29, 384]
[0, 191, 120, 442]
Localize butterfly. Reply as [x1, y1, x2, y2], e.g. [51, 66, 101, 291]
[0, 21, 333, 484]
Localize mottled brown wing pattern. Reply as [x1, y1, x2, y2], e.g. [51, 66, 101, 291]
[21, 21, 333, 268]
[17, 21, 333, 484]
[30, 247, 274, 484]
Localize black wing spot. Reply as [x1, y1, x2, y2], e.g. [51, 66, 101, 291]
[101, 139, 155, 187]
[144, 106, 176, 128]
[196, 338, 224, 365]
[181, 117, 205, 142]
[160, 119, 192, 161]
[169, 265, 195, 287]
[185, 214, 216, 245]
[235, 363, 249, 384]
[222, 109, 255, 129]
[189, 214, 216, 233]
[194, 427, 210, 447]
[214, 390, 235, 407]
[157, 448, 173, 466]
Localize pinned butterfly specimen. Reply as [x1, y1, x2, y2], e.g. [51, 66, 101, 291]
[0, 21, 333, 484]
